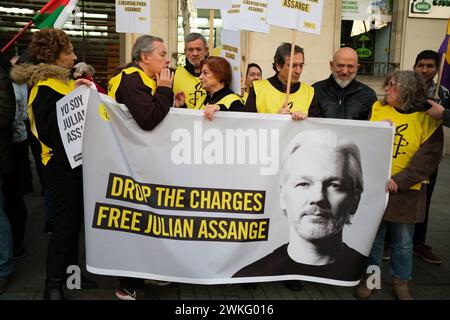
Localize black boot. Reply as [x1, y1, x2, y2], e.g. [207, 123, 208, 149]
[281, 280, 303, 291]
[81, 273, 98, 289]
[44, 278, 64, 300]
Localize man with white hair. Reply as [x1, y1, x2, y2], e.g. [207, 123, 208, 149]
[234, 130, 367, 282]
[313, 47, 377, 120]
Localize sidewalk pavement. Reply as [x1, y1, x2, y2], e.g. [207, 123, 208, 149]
[1, 156, 449, 300]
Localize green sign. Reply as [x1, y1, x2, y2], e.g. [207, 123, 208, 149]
[412, 0, 432, 13]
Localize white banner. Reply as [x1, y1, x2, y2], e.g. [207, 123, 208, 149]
[56, 86, 89, 169]
[82, 90, 394, 286]
[193, 0, 233, 9]
[239, 0, 270, 33]
[267, 0, 324, 34]
[220, 29, 242, 95]
[221, 0, 241, 31]
[341, 0, 372, 21]
[115, 0, 151, 34]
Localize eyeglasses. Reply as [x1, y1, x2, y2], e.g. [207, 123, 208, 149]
[385, 80, 400, 88]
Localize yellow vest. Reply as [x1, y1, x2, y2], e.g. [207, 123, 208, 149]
[370, 101, 442, 190]
[108, 66, 156, 100]
[28, 78, 75, 165]
[253, 79, 314, 114]
[173, 66, 206, 110]
[204, 93, 243, 110]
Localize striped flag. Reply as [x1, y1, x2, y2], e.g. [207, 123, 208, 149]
[32, 0, 79, 29]
[438, 18, 450, 90]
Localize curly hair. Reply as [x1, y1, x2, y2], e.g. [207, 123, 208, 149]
[382, 70, 428, 112]
[28, 28, 72, 64]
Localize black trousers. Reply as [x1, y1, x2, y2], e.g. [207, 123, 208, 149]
[1, 140, 31, 249]
[413, 169, 438, 246]
[119, 277, 144, 290]
[45, 162, 83, 281]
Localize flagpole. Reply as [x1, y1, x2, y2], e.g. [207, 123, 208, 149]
[209, 9, 215, 52]
[434, 53, 446, 99]
[240, 31, 246, 96]
[1, 21, 33, 53]
[283, 29, 296, 109]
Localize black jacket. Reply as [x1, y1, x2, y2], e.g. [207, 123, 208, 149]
[204, 86, 244, 111]
[114, 63, 173, 131]
[313, 75, 377, 120]
[0, 61, 15, 175]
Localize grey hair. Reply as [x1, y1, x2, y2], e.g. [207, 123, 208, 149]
[280, 130, 364, 217]
[273, 42, 304, 73]
[185, 32, 208, 48]
[73, 62, 95, 78]
[131, 35, 164, 63]
[382, 70, 428, 112]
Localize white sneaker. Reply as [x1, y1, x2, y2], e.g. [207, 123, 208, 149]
[115, 288, 137, 300]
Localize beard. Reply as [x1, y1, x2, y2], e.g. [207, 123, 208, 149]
[332, 72, 356, 88]
[293, 212, 351, 242]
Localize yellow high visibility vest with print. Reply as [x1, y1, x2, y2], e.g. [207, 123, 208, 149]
[28, 78, 75, 165]
[173, 66, 206, 109]
[370, 101, 442, 190]
[202, 93, 243, 110]
[108, 67, 156, 100]
[253, 79, 314, 114]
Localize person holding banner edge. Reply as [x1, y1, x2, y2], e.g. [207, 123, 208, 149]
[108, 34, 174, 300]
[172, 33, 208, 110]
[108, 35, 174, 131]
[10, 28, 92, 300]
[244, 42, 321, 119]
[357, 71, 443, 300]
[384, 51, 450, 264]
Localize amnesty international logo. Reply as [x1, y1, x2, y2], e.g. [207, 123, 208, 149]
[393, 123, 409, 158]
[189, 82, 206, 109]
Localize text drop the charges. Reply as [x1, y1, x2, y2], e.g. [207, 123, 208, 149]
[106, 173, 266, 214]
[91, 173, 269, 242]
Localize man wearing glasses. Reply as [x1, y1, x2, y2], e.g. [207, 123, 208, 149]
[313, 47, 377, 120]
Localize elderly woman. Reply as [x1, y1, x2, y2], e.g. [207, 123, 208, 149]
[11, 28, 90, 300]
[175, 56, 244, 119]
[356, 71, 443, 300]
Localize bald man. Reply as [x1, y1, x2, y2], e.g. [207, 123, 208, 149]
[313, 47, 377, 120]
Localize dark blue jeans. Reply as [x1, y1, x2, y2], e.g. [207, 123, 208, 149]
[368, 221, 415, 281]
[0, 177, 13, 278]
